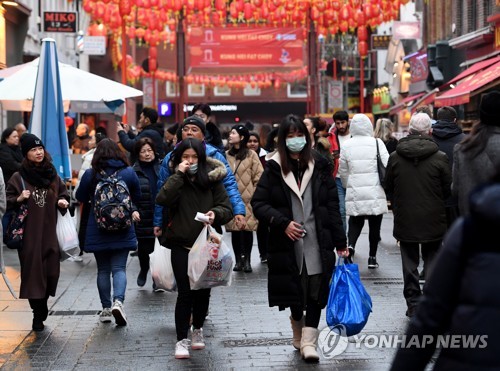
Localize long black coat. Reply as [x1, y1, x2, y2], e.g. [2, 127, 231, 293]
[132, 160, 160, 238]
[251, 152, 347, 309]
[0, 143, 23, 182]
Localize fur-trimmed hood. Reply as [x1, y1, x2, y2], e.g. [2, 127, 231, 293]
[207, 157, 227, 182]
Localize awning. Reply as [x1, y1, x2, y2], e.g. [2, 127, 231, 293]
[435, 61, 500, 107]
[411, 88, 439, 113]
[389, 92, 425, 115]
[443, 55, 500, 87]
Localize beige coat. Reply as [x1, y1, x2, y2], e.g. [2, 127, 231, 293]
[225, 149, 263, 231]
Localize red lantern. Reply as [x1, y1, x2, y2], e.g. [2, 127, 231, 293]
[215, 0, 226, 11]
[355, 8, 366, 27]
[244, 2, 253, 20]
[358, 40, 368, 57]
[82, 0, 94, 13]
[332, 0, 341, 11]
[339, 4, 352, 21]
[119, 0, 132, 17]
[357, 25, 368, 41]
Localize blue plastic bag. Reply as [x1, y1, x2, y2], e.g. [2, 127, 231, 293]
[326, 260, 372, 336]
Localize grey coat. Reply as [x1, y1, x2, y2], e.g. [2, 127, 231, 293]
[452, 126, 500, 215]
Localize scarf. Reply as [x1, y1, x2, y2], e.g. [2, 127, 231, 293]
[20, 160, 57, 188]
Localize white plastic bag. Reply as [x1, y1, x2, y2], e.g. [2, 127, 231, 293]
[149, 238, 176, 291]
[56, 210, 80, 261]
[188, 225, 235, 290]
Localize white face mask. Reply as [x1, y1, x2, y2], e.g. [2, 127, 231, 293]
[187, 163, 198, 175]
[286, 136, 307, 153]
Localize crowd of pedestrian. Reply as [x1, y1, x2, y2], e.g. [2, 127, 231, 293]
[1, 91, 499, 365]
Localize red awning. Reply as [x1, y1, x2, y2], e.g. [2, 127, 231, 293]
[389, 92, 425, 116]
[435, 61, 500, 107]
[411, 88, 439, 113]
[443, 55, 500, 87]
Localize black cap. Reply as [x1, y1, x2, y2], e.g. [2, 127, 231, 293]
[21, 133, 44, 157]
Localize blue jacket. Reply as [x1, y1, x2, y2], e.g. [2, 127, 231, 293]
[75, 160, 141, 252]
[153, 143, 245, 227]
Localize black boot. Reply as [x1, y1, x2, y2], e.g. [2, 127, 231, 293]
[243, 254, 252, 273]
[233, 255, 243, 272]
[29, 298, 47, 331]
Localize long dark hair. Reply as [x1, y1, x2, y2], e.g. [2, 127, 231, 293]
[460, 123, 496, 158]
[170, 138, 210, 189]
[277, 114, 312, 175]
[91, 138, 129, 175]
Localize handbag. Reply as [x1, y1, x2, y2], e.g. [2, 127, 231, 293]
[2, 178, 28, 250]
[188, 225, 235, 290]
[149, 238, 176, 291]
[326, 259, 372, 337]
[375, 139, 387, 187]
[56, 209, 80, 261]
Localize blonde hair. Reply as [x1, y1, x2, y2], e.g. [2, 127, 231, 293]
[374, 118, 394, 142]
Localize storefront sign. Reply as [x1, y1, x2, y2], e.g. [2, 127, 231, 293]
[393, 22, 421, 40]
[83, 36, 106, 55]
[327, 81, 343, 112]
[189, 27, 305, 68]
[407, 51, 428, 84]
[43, 12, 77, 33]
[372, 35, 391, 50]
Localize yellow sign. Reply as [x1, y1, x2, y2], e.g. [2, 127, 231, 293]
[496, 25, 500, 49]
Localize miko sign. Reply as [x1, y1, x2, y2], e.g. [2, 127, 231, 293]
[44, 12, 77, 33]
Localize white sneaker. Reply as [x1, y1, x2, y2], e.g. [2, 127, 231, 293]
[191, 328, 205, 350]
[111, 300, 127, 326]
[99, 308, 112, 323]
[175, 339, 191, 359]
[67, 255, 83, 262]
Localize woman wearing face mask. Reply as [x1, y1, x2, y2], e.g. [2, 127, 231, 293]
[132, 138, 161, 289]
[155, 138, 233, 359]
[225, 125, 263, 272]
[251, 114, 348, 362]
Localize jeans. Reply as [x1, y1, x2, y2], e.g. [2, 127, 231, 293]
[171, 244, 211, 341]
[348, 214, 383, 257]
[335, 177, 347, 233]
[399, 241, 440, 309]
[94, 249, 129, 309]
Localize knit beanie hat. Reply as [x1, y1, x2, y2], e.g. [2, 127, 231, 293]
[181, 115, 206, 136]
[480, 91, 500, 126]
[21, 133, 44, 157]
[231, 124, 250, 146]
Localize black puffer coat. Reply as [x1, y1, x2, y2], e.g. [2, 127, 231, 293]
[0, 143, 23, 182]
[251, 151, 347, 309]
[385, 134, 451, 243]
[391, 182, 500, 371]
[132, 160, 160, 238]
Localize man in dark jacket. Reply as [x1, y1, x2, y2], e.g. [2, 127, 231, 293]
[432, 106, 465, 227]
[117, 107, 165, 162]
[385, 113, 451, 318]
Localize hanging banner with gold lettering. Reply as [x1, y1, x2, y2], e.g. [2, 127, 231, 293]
[189, 27, 305, 69]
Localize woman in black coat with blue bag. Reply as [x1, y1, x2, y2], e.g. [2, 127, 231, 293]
[132, 137, 161, 289]
[251, 114, 348, 362]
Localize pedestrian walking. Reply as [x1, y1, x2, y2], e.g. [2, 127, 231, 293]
[252, 114, 348, 362]
[391, 169, 500, 371]
[5, 133, 70, 331]
[225, 124, 263, 272]
[453, 90, 500, 216]
[339, 114, 389, 269]
[431, 106, 465, 226]
[384, 113, 451, 317]
[191, 103, 225, 154]
[75, 139, 141, 326]
[132, 138, 160, 288]
[247, 131, 269, 263]
[0, 127, 23, 182]
[374, 118, 398, 154]
[155, 138, 233, 359]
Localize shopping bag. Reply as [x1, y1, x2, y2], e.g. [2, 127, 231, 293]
[2, 204, 28, 250]
[56, 210, 80, 261]
[326, 260, 372, 336]
[149, 238, 176, 292]
[188, 225, 235, 290]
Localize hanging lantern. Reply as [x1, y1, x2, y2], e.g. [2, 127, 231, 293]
[357, 25, 368, 41]
[355, 8, 366, 27]
[82, 0, 94, 13]
[339, 20, 348, 33]
[119, 0, 132, 17]
[244, 2, 253, 21]
[215, 0, 226, 11]
[358, 40, 368, 58]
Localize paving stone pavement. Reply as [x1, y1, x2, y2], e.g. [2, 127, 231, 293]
[1, 213, 417, 370]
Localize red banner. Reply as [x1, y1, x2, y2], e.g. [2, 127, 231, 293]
[189, 27, 305, 68]
[408, 51, 428, 84]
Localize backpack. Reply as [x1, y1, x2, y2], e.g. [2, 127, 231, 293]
[93, 169, 132, 232]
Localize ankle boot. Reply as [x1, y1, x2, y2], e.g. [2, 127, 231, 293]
[233, 255, 243, 272]
[290, 316, 305, 350]
[243, 254, 252, 273]
[300, 327, 319, 362]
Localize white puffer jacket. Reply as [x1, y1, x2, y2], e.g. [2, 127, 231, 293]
[339, 114, 389, 216]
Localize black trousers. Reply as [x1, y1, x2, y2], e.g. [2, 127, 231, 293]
[231, 231, 253, 258]
[348, 214, 383, 257]
[399, 241, 440, 309]
[28, 297, 49, 321]
[137, 238, 155, 274]
[171, 245, 211, 341]
[256, 223, 269, 259]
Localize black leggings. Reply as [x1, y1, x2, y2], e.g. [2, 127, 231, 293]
[231, 231, 253, 258]
[171, 245, 211, 341]
[348, 214, 383, 257]
[290, 300, 322, 328]
[137, 238, 155, 273]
